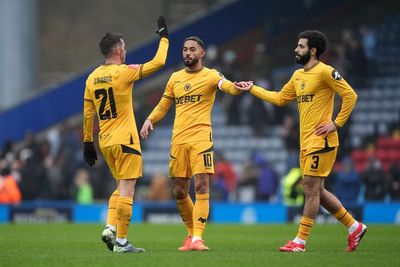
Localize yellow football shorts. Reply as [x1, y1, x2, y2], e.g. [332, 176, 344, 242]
[300, 146, 338, 178]
[101, 144, 142, 179]
[169, 142, 214, 178]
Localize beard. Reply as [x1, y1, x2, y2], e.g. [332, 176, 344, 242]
[295, 50, 311, 65]
[184, 57, 199, 67]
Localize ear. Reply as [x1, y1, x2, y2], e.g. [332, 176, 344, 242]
[310, 47, 317, 56]
[200, 48, 206, 58]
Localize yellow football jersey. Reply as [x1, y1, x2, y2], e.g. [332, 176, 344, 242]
[83, 38, 168, 148]
[148, 66, 241, 144]
[250, 61, 357, 150]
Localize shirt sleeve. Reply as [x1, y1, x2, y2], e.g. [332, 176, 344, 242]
[147, 76, 174, 124]
[324, 68, 358, 127]
[249, 77, 296, 106]
[119, 37, 169, 82]
[210, 69, 242, 95]
[83, 83, 96, 142]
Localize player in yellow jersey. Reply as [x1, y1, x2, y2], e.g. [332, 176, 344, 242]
[140, 36, 242, 251]
[235, 30, 367, 252]
[82, 16, 169, 253]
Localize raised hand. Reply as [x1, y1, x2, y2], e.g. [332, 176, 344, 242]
[156, 16, 168, 38]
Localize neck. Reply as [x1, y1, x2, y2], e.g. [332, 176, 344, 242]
[104, 57, 121, 65]
[186, 63, 203, 72]
[304, 58, 319, 70]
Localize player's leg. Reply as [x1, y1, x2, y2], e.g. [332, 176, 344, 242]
[170, 144, 193, 251]
[109, 144, 145, 253]
[100, 146, 118, 251]
[280, 148, 326, 252]
[172, 177, 193, 251]
[189, 173, 210, 251]
[320, 182, 367, 252]
[101, 185, 119, 251]
[280, 175, 322, 252]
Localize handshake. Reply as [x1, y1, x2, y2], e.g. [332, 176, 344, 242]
[234, 81, 254, 91]
[156, 16, 168, 38]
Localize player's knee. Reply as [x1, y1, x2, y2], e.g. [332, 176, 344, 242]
[173, 185, 187, 199]
[194, 183, 209, 194]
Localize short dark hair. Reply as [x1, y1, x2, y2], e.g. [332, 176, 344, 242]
[298, 30, 328, 58]
[99, 32, 123, 56]
[184, 36, 205, 49]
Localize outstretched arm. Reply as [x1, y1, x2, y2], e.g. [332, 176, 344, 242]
[234, 80, 296, 106]
[140, 95, 174, 139]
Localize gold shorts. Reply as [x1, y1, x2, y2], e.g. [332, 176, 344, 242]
[169, 142, 214, 178]
[101, 144, 142, 179]
[300, 147, 337, 178]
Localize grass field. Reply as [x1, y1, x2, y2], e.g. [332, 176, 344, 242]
[1, 223, 399, 267]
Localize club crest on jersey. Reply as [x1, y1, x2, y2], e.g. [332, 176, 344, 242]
[184, 83, 192, 91]
[301, 81, 305, 90]
[332, 69, 342, 80]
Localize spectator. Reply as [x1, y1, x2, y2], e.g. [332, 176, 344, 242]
[388, 162, 400, 201]
[213, 151, 237, 201]
[252, 151, 279, 201]
[362, 156, 388, 201]
[148, 172, 171, 202]
[333, 157, 361, 205]
[281, 167, 303, 207]
[73, 168, 93, 204]
[282, 114, 300, 171]
[0, 163, 21, 204]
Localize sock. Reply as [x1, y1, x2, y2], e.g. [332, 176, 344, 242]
[176, 195, 194, 236]
[192, 236, 202, 242]
[106, 189, 119, 227]
[296, 216, 315, 241]
[347, 221, 360, 234]
[192, 193, 209, 239]
[333, 207, 356, 232]
[106, 224, 116, 232]
[293, 237, 306, 245]
[116, 196, 133, 239]
[116, 238, 127, 245]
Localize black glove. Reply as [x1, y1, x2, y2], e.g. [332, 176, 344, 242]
[156, 16, 168, 38]
[83, 142, 97, 167]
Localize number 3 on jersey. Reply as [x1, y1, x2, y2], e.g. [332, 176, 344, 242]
[95, 87, 117, 120]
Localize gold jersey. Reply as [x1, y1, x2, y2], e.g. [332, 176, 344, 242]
[148, 66, 241, 144]
[250, 61, 357, 150]
[83, 37, 168, 148]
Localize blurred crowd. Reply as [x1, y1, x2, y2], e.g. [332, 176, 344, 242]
[1, 20, 399, 206]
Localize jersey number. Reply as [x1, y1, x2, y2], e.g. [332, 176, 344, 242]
[203, 153, 212, 168]
[311, 155, 319, 169]
[95, 87, 117, 120]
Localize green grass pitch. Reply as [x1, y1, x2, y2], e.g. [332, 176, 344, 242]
[1, 223, 399, 267]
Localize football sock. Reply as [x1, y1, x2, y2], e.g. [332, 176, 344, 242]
[293, 237, 306, 245]
[348, 221, 360, 234]
[176, 195, 194, 236]
[296, 216, 315, 241]
[333, 207, 356, 233]
[193, 193, 209, 238]
[106, 189, 119, 227]
[116, 196, 133, 239]
[192, 236, 202, 242]
[116, 238, 127, 245]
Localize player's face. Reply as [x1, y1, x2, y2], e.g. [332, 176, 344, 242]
[295, 38, 311, 65]
[183, 40, 205, 67]
[117, 39, 127, 63]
